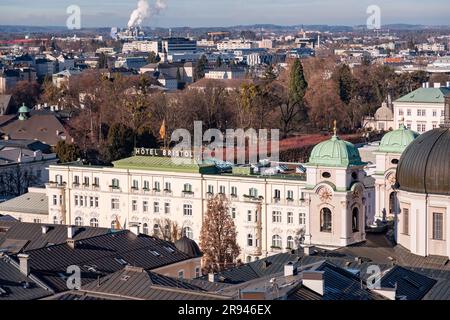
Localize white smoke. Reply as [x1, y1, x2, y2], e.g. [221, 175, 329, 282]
[128, 0, 167, 28]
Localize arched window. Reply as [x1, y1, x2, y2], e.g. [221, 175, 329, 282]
[153, 224, 160, 235]
[183, 227, 194, 240]
[90, 218, 99, 228]
[75, 217, 83, 226]
[320, 208, 332, 233]
[389, 192, 396, 214]
[272, 235, 282, 248]
[183, 183, 192, 192]
[111, 220, 117, 230]
[142, 223, 149, 235]
[247, 234, 253, 247]
[53, 216, 59, 225]
[352, 207, 359, 232]
[246, 256, 252, 263]
[287, 236, 295, 249]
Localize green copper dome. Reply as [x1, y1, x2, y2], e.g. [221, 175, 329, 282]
[308, 135, 365, 167]
[379, 124, 419, 154]
[18, 103, 30, 114]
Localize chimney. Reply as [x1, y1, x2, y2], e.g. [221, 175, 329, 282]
[67, 225, 76, 239]
[284, 261, 298, 277]
[208, 273, 218, 283]
[303, 245, 314, 256]
[129, 224, 140, 236]
[422, 82, 427, 88]
[41, 225, 49, 234]
[426, 82, 430, 88]
[434, 82, 441, 89]
[302, 271, 325, 296]
[67, 239, 76, 249]
[56, 130, 60, 136]
[446, 81, 450, 88]
[18, 254, 30, 276]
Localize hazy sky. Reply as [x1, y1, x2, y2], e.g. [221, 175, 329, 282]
[0, 0, 449, 28]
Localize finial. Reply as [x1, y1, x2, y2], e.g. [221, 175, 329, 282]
[333, 120, 337, 136]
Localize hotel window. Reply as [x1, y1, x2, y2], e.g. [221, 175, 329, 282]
[433, 110, 437, 117]
[154, 181, 160, 191]
[84, 177, 89, 186]
[433, 212, 444, 240]
[274, 189, 281, 199]
[207, 185, 214, 195]
[111, 198, 120, 210]
[75, 217, 83, 226]
[195, 267, 201, 278]
[178, 270, 184, 280]
[183, 227, 194, 240]
[442, 110, 445, 117]
[417, 109, 422, 116]
[143, 223, 149, 235]
[164, 202, 170, 214]
[154, 202, 160, 213]
[34, 219, 41, 224]
[165, 182, 171, 192]
[90, 197, 94, 207]
[352, 208, 359, 232]
[249, 188, 258, 198]
[132, 180, 139, 190]
[80, 196, 84, 207]
[90, 218, 99, 228]
[320, 208, 332, 233]
[407, 109, 411, 116]
[53, 195, 57, 206]
[74, 175, 80, 185]
[75, 195, 79, 206]
[272, 211, 282, 223]
[111, 178, 120, 189]
[247, 210, 252, 222]
[247, 234, 254, 247]
[287, 212, 294, 224]
[272, 235, 282, 248]
[143, 181, 150, 190]
[287, 190, 294, 200]
[53, 216, 59, 225]
[406, 122, 412, 129]
[183, 184, 193, 193]
[231, 186, 237, 196]
[219, 186, 226, 194]
[287, 236, 295, 250]
[132, 200, 138, 212]
[60, 195, 63, 205]
[183, 204, 193, 216]
[299, 213, 306, 225]
[398, 109, 404, 116]
[432, 122, 438, 129]
[231, 207, 236, 219]
[95, 197, 99, 208]
[403, 208, 409, 235]
[143, 201, 149, 213]
[94, 177, 100, 187]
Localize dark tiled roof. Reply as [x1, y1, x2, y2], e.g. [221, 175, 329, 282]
[287, 286, 322, 300]
[380, 266, 437, 300]
[17, 231, 196, 292]
[0, 255, 53, 300]
[0, 113, 71, 146]
[0, 221, 111, 252]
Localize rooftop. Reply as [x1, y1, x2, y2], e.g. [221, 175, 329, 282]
[395, 87, 450, 104]
[0, 192, 48, 215]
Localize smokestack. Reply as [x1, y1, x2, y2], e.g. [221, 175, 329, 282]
[302, 271, 325, 296]
[67, 225, 76, 239]
[434, 83, 441, 89]
[284, 262, 298, 277]
[208, 273, 218, 283]
[130, 224, 140, 236]
[18, 254, 30, 276]
[446, 81, 450, 88]
[41, 225, 49, 234]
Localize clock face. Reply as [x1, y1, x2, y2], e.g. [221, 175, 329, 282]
[318, 187, 333, 203]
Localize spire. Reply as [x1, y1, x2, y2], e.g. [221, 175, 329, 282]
[442, 95, 450, 128]
[333, 120, 337, 136]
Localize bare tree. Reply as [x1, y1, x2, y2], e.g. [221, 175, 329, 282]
[152, 218, 181, 243]
[200, 195, 240, 273]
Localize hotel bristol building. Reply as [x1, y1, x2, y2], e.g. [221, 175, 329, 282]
[36, 133, 376, 263]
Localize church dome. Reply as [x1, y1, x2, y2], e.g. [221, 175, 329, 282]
[379, 124, 419, 153]
[374, 102, 394, 121]
[309, 134, 365, 167]
[175, 236, 202, 258]
[396, 127, 450, 195]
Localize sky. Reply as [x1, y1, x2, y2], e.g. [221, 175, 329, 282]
[0, 0, 449, 28]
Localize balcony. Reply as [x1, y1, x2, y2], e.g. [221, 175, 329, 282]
[46, 181, 66, 189]
[273, 197, 281, 204]
[131, 187, 139, 194]
[163, 189, 172, 196]
[152, 189, 162, 196]
[243, 195, 263, 203]
[82, 183, 90, 190]
[109, 186, 121, 193]
[92, 184, 100, 191]
[182, 191, 194, 198]
[72, 182, 80, 189]
[245, 246, 262, 256]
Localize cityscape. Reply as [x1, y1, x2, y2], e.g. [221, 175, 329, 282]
[1, 0, 450, 308]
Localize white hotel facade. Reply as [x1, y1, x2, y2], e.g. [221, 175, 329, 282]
[32, 134, 375, 263]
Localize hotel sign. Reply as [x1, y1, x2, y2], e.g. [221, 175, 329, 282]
[134, 148, 193, 158]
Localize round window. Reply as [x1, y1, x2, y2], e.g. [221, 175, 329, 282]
[351, 172, 358, 180]
[322, 172, 331, 179]
[391, 159, 399, 165]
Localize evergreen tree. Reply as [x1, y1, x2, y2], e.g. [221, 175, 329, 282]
[194, 54, 208, 81]
[289, 58, 308, 120]
[147, 51, 161, 64]
[215, 56, 223, 68]
[55, 141, 81, 163]
[98, 52, 108, 69]
[105, 123, 134, 163]
[335, 64, 354, 105]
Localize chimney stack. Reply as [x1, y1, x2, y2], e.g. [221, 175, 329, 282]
[422, 83, 426, 88]
[434, 82, 441, 89]
[18, 254, 30, 276]
[208, 273, 218, 283]
[303, 245, 314, 256]
[67, 239, 76, 249]
[41, 225, 49, 234]
[129, 224, 140, 236]
[446, 81, 450, 88]
[302, 271, 325, 296]
[67, 225, 76, 239]
[284, 262, 298, 277]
